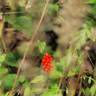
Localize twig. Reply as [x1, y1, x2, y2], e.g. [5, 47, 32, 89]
[8, 0, 50, 95]
[0, 11, 25, 15]
[87, 54, 95, 69]
[0, 36, 7, 52]
[0, 16, 7, 52]
[57, 77, 63, 96]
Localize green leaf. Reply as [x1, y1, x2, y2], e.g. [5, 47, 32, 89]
[88, 77, 92, 84]
[48, 4, 59, 15]
[31, 75, 46, 84]
[63, 49, 73, 67]
[4, 93, 9, 96]
[0, 67, 8, 77]
[5, 52, 19, 67]
[67, 66, 80, 77]
[37, 41, 47, 53]
[6, 52, 16, 62]
[3, 74, 17, 89]
[0, 54, 6, 65]
[90, 6, 96, 16]
[75, 24, 91, 49]
[87, 0, 96, 4]
[50, 68, 62, 79]
[90, 84, 96, 96]
[18, 0, 26, 7]
[19, 75, 26, 83]
[5, 15, 33, 37]
[53, 50, 61, 58]
[24, 86, 32, 96]
[82, 88, 90, 96]
[42, 84, 62, 96]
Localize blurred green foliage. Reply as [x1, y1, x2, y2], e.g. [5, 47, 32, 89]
[0, 0, 96, 96]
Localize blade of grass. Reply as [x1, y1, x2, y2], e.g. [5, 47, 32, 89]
[8, 0, 50, 95]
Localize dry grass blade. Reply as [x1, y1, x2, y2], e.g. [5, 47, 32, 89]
[0, 15, 7, 52]
[8, 0, 50, 95]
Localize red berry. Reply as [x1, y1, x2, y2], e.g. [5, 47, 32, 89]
[41, 52, 53, 73]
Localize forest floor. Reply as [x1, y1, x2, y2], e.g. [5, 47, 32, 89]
[0, 0, 96, 96]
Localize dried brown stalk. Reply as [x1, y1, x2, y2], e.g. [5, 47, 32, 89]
[8, 0, 50, 95]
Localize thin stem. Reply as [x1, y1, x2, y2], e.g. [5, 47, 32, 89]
[8, 0, 50, 95]
[87, 54, 95, 69]
[0, 16, 7, 52]
[1, 12, 25, 15]
[0, 36, 7, 52]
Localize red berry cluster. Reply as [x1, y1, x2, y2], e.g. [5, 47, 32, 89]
[41, 52, 53, 73]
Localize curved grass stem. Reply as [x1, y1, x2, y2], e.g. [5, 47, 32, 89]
[8, 0, 50, 95]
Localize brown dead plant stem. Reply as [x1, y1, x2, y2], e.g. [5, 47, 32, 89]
[8, 0, 50, 95]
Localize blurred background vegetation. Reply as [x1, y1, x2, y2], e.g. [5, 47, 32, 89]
[0, 0, 96, 96]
